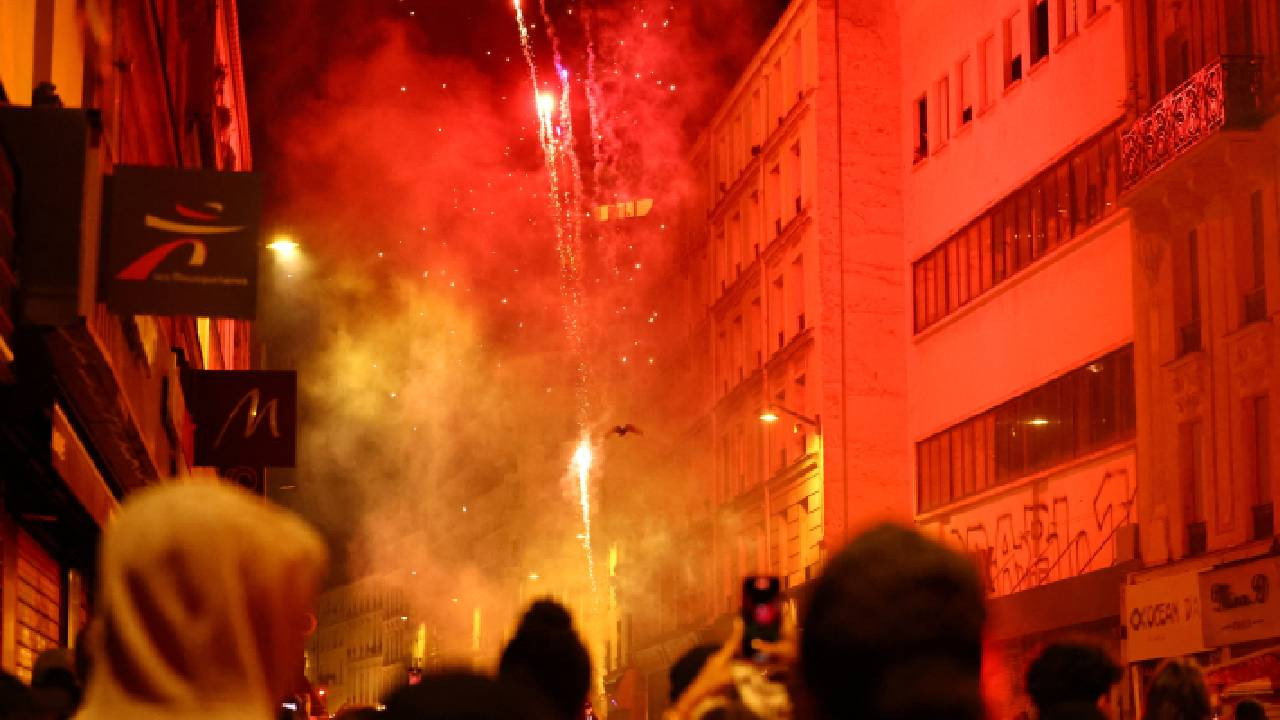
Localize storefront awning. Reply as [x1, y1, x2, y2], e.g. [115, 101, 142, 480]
[987, 562, 1140, 642]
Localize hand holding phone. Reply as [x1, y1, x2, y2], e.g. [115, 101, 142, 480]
[741, 576, 782, 662]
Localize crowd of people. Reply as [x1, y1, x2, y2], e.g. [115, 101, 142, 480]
[0, 482, 1268, 720]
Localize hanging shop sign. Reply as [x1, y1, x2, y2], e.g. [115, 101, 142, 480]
[1200, 556, 1280, 648]
[1124, 570, 1207, 662]
[185, 370, 296, 468]
[104, 166, 260, 318]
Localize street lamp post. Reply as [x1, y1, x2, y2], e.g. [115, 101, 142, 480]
[758, 404, 820, 433]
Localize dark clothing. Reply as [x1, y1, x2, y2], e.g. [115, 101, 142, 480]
[1041, 701, 1107, 720]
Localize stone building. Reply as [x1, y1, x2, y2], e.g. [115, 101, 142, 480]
[0, 0, 256, 680]
[607, 0, 910, 712]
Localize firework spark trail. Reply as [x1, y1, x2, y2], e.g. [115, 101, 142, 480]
[513, 0, 598, 603]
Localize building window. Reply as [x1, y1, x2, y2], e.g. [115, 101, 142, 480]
[1244, 190, 1268, 324]
[767, 163, 782, 237]
[957, 55, 974, 125]
[914, 345, 1135, 513]
[771, 274, 785, 350]
[771, 59, 785, 123]
[1004, 11, 1025, 86]
[979, 34, 996, 109]
[1180, 420, 1207, 555]
[792, 32, 805, 100]
[790, 141, 803, 217]
[1177, 230, 1202, 356]
[1031, 0, 1051, 63]
[912, 122, 1122, 332]
[1058, 0, 1080, 41]
[936, 76, 951, 147]
[913, 94, 929, 162]
[790, 254, 805, 335]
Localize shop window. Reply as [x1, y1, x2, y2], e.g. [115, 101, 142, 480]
[15, 532, 62, 683]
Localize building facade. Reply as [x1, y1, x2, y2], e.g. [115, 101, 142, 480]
[0, 0, 255, 681]
[312, 575, 420, 712]
[1119, 0, 1280, 712]
[609, 0, 910, 712]
[618, 0, 1280, 717]
[900, 0, 1139, 716]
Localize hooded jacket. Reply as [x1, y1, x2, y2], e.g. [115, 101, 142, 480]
[74, 483, 328, 720]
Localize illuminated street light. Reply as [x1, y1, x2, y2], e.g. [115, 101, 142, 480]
[759, 405, 819, 432]
[528, 572, 540, 581]
[266, 235, 300, 260]
[1027, 418, 1051, 426]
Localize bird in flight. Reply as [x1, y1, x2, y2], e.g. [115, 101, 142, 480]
[606, 424, 643, 438]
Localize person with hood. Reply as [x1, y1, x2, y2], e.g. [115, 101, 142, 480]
[72, 482, 328, 720]
[497, 599, 591, 720]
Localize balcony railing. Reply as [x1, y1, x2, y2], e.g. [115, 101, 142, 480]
[1123, 56, 1266, 190]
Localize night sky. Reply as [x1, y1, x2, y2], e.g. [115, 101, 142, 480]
[237, 0, 790, 580]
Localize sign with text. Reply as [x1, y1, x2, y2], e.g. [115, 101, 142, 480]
[1124, 571, 1207, 661]
[104, 166, 260, 318]
[186, 370, 295, 468]
[1200, 557, 1280, 648]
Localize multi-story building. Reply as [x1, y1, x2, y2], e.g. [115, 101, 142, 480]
[900, 0, 1139, 715]
[1119, 0, 1280, 708]
[0, 0, 255, 681]
[608, 0, 910, 712]
[313, 574, 419, 712]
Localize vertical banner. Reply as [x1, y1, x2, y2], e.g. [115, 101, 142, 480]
[185, 370, 296, 468]
[104, 166, 260, 318]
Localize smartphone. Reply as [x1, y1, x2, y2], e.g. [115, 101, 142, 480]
[741, 576, 782, 661]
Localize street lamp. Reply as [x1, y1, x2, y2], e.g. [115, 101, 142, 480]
[266, 234, 300, 260]
[759, 404, 820, 433]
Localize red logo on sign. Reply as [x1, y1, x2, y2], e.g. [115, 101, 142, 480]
[115, 202, 244, 281]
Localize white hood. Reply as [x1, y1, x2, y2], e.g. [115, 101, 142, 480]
[75, 482, 328, 720]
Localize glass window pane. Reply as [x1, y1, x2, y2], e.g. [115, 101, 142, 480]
[1099, 130, 1119, 217]
[914, 261, 927, 332]
[1016, 192, 1032, 271]
[1030, 179, 1047, 259]
[1056, 162, 1074, 242]
[967, 226, 982, 300]
[979, 217, 994, 291]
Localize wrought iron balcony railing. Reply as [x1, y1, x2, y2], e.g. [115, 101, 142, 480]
[1122, 56, 1266, 190]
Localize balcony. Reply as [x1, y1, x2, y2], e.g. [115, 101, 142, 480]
[1123, 56, 1267, 190]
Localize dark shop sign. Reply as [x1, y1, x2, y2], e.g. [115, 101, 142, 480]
[104, 166, 261, 318]
[186, 370, 296, 468]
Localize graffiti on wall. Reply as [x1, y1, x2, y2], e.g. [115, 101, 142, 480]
[938, 452, 1137, 597]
